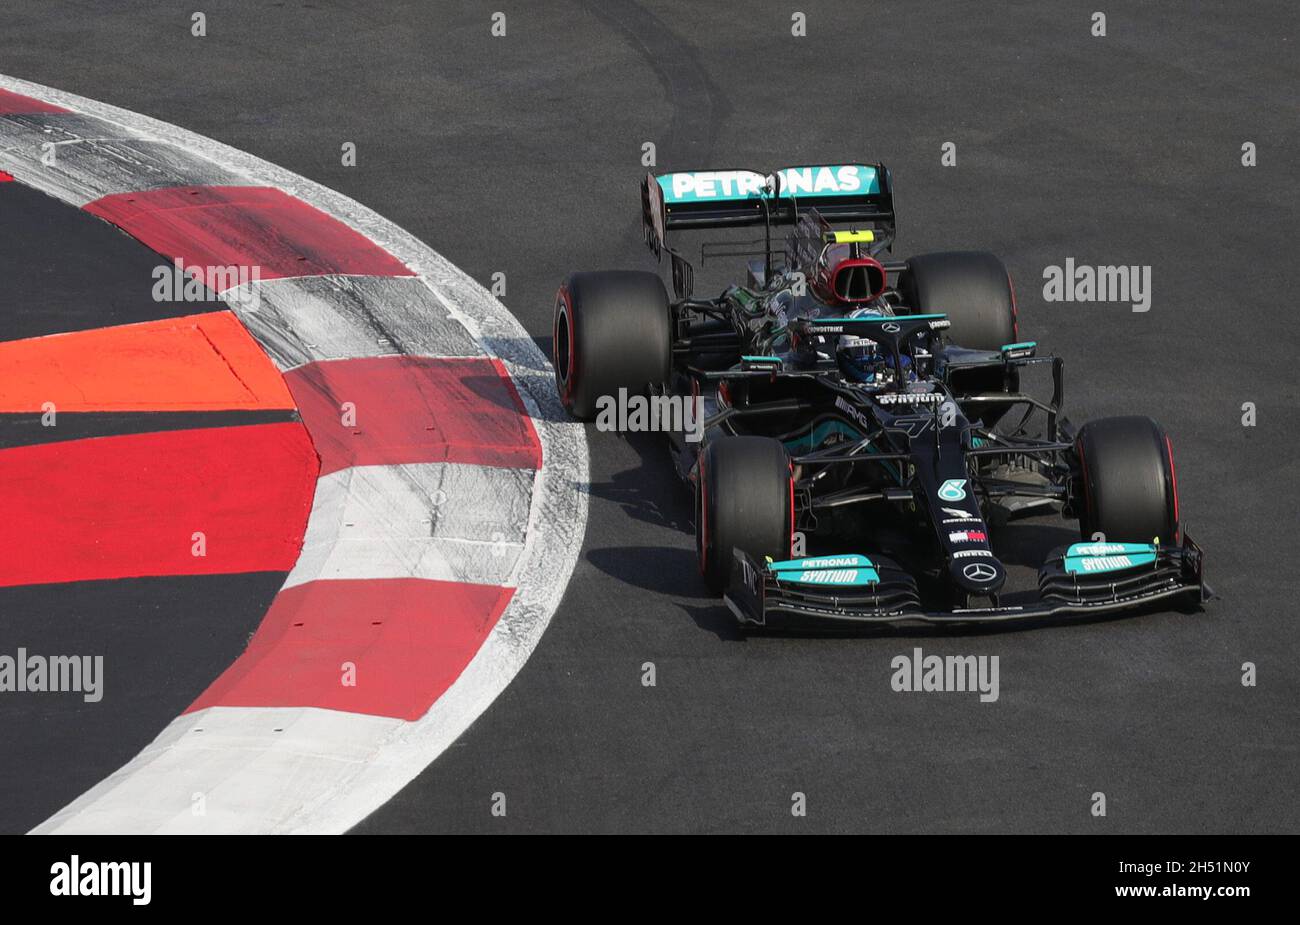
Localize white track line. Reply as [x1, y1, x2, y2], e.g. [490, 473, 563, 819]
[0, 75, 588, 834]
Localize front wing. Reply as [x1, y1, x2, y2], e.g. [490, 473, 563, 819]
[723, 535, 1208, 630]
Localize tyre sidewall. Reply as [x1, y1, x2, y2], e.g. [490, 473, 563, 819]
[554, 271, 671, 420]
[1077, 415, 1179, 544]
[697, 437, 793, 592]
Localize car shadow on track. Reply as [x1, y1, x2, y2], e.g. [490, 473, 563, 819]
[585, 546, 747, 642]
[586, 430, 694, 533]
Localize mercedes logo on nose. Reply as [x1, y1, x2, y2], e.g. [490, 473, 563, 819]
[963, 562, 998, 582]
[881, 322, 901, 333]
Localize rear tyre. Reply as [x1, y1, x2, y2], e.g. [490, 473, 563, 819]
[1076, 415, 1180, 544]
[901, 250, 1019, 426]
[696, 436, 793, 593]
[553, 270, 672, 420]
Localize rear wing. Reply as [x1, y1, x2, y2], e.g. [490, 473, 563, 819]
[641, 163, 895, 296]
[643, 164, 893, 236]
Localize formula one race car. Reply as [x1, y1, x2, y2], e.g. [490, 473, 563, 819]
[553, 163, 1207, 628]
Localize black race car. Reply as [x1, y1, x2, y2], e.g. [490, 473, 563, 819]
[553, 163, 1207, 628]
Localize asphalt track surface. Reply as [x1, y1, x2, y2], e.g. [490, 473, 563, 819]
[1, 1, 1297, 833]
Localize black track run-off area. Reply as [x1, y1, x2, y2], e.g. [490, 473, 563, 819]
[1, 1, 1297, 833]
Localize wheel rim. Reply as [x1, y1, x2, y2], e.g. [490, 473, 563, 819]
[553, 291, 574, 401]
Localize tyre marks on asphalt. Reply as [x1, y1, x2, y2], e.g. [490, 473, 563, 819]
[0, 91, 244, 205]
[0, 133, 249, 205]
[235, 276, 481, 369]
[0, 75, 587, 833]
[582, 0, 726, 167]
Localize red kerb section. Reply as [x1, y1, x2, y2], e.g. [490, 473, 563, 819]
[285, 356, 542, 475]
[82, 186, 414, 288]
[0, 89, 69, 114]
[187, 578, 514, 720]
[0, 423, 319, 587]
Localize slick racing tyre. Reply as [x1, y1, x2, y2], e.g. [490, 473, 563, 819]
[901, 251, 1019, 426]
[553, 270, 672, 420]
[1075, 415, 1180, 544]
[900, 250, 1018, 351]
[696, 436, 794, 593]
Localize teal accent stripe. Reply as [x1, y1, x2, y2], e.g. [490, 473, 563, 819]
[771, 566, 880, 587]
[816, 313, 947, 323]
[769, 553, 875, 570]
[1063, 541, 1158, 575]
[657, 165, 880, 204]
[782, 420, 861, 452]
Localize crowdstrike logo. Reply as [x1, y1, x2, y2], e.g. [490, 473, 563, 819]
[50, 856, 151, 905]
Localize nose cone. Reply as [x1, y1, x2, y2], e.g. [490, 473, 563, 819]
[949, 556, 1006, 594]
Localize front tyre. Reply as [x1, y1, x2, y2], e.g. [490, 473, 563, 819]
[553, 270, 672, 420]
[1076, 415, 1180, 544]
[696, 436, 794, 593]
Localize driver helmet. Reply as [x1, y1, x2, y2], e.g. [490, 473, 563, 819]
[837, 306, 908, 383]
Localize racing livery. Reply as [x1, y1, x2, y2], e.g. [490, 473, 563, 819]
[553, 163, 1207, 628]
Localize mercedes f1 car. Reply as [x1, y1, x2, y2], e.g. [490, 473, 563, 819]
[553, 163, 1207, 628]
